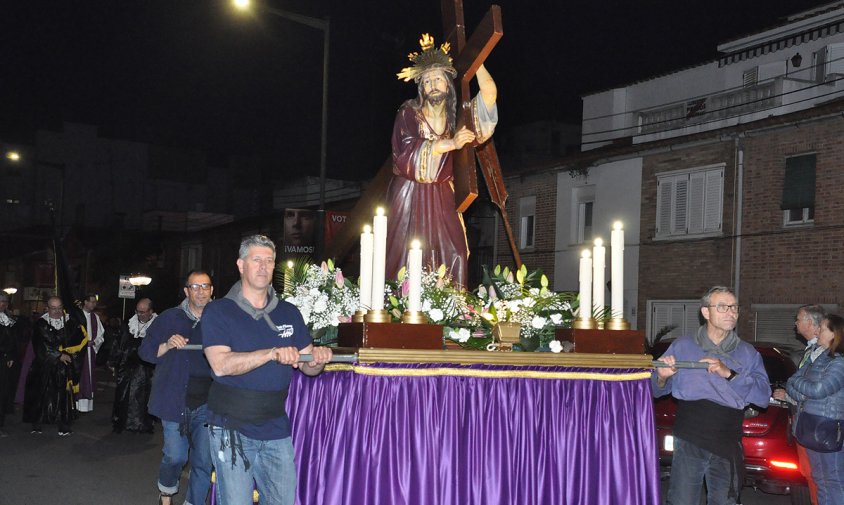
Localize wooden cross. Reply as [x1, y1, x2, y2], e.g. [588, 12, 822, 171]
[325, 2, 521, 270]
[441, 1, 521, 269]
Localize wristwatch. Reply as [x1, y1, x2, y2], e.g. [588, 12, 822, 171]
[726, 369, 738, 381]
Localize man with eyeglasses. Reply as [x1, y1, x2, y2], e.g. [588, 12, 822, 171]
[203, 234, 332, 505]
[23, 296, 86, 435]
[653, 286, 771, 505]
[139, 270, 214, 505]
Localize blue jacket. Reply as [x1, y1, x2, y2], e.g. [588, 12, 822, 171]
[138, 302, 211, 422]
[652, 330, 771, 410]
[786, 352, 844, 421]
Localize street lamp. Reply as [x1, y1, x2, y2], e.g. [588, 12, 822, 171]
[129, 274, 152, 287]
[232, 0, 330, 212]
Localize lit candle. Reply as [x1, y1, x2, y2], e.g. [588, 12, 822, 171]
[407, 239, 422, 312]
[592, 237, 605, 317]
[284, 260, 294, 296]
[359, 225, 373, 310]
[610, 221, 624, 318]
[578, 249, 592, 319]
[370, 208, 388, 311]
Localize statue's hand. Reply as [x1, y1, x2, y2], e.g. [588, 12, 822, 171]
[453, 127, 476, 150]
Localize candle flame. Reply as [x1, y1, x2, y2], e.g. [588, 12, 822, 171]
[411, 239, 421, 249]
[594, 237, 603, 247]
[376, 207, 385, 216]
[363, 224, 372, 233]
[613, 221, 623, 230]
[287, 260, 294, 269]
[581, 250, 591, 258]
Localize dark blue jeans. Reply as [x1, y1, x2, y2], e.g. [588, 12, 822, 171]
[666, 437, 741, 505]
[808, 446, 844, 505]
[159, 405, 212, 505]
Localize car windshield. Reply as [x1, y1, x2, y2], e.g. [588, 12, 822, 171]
[761, 354, 793, 383]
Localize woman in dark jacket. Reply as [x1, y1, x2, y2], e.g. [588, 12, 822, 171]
[786, 314, 844, 505]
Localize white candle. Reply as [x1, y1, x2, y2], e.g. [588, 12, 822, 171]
[592, 237, 605, 317]
[359, 225, 373, 310]
[370, 208, 388, 311]
[610, 221, 624, 318]
[407, 239, 422, 312]
[578, 249, 592, 319]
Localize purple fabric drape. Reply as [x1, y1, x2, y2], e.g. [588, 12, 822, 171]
[288, 363, 660, 505]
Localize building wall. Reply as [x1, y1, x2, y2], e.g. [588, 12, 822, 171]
[498, 171, 558, 286]
[554, 159, 642, 326]
[738, 114, 844, 336]
[637, 140, 737, 331]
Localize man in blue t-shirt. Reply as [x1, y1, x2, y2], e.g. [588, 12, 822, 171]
[202, 235, 332, 505]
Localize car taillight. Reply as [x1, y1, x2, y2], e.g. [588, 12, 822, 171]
[770, 460, 799, 470]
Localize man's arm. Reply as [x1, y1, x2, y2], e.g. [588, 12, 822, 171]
[205, 345, 277, 377]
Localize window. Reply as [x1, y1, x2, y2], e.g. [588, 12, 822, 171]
[655, 164, 723, 238]
[647, 300, 702, 345]
[742, 67, 758, 88]
[754, 304, 839, 350]
[571, 185, 595, 245]
[781, 154, 815, 226]
[815, 43, 844, 83]
[518, 196, 536, 250]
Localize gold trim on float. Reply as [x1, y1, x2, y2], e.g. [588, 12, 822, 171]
[323, 347, 654, 379]
[324, 363, 651, 381]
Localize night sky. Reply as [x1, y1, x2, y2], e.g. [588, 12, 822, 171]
[1, 0, 833, 180]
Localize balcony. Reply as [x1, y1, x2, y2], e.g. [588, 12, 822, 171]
[638, 81, 780, 135]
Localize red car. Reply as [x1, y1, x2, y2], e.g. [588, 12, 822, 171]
[653, 341, 810, 505]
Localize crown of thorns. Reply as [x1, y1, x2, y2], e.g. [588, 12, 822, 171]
[396, 33, 457, 82]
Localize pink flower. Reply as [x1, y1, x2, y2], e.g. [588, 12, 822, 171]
[335, 270, 344, 288]
[401, 278, 410, 297]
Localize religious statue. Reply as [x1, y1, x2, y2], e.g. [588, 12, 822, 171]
[385, 34, 498, 287]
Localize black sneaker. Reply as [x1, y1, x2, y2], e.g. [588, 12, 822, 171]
[30, 426, 42, 434]
[58, 430, 72, 436]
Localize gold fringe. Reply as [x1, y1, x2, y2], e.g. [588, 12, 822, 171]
[324, 363, 651, 381]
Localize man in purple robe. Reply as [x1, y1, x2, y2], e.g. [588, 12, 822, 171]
[386, 34, 498, 287]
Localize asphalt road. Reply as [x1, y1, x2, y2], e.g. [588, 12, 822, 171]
[0, 368, 173, 505]
[0, 366, 794, 505]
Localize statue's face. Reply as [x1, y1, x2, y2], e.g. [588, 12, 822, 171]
[420, 70, 449, 106]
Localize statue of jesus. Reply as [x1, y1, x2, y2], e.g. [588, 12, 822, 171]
[386, 34, 498, 287]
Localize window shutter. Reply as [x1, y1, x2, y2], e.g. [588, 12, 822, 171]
[683, 303, 702, 334]
[703, 169, 724, 232]
[652, 305, 670, 338]
[687, 172, 706, 234]
[815, 47, 828, 83]
[673, 176, 689, 234]
[743, 67, 759, 88]
[781, 155, 816, 210]
[657, 179, 673, 235]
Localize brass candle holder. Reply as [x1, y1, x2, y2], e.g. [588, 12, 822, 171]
[364, 309, 391, 323]
[352, 309, 368, 323]
[605, 317, 631, 331]
[572, 317, 597, 330]
[401, 310, 426, 324]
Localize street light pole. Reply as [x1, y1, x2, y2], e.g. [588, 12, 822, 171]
[240, 3, 330, 211]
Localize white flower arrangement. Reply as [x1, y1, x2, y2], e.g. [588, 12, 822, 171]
[284, 261, 359, 333]
[476, 265, 575, 346]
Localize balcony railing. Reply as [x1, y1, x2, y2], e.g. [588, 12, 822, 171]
[638, 81, 779, 135]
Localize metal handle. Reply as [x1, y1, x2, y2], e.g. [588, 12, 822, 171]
[651, 360, 711, 369]
[177, 344, 357, 363]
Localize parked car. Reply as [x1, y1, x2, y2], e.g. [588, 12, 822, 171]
[652, 341, 810, 505]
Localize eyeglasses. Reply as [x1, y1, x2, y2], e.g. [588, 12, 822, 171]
[187, 283, 213, 292]
[708, 304, 739, 313]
